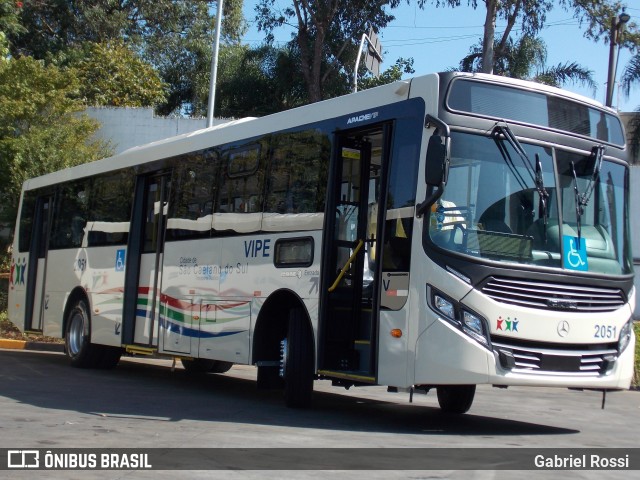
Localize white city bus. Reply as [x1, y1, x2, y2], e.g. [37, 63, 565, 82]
[7, 72, 636, 413]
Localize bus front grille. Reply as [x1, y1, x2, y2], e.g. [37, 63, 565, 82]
[492, 339, 618, 376]
[481, 277, 625, 312]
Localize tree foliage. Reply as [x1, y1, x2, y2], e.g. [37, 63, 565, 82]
[0, 56, 111, 226]
[429, 1, 639, 74]
[213, 43, 307, 117]
[457, 34, 597, 91]
[255, 0, 401, 103]
[10, 1, 246, 115]
[62, 41, 166, 108]
[621, 54, 640, 162]
[359, 57, 415, 90]
[0, 0, 23, 37]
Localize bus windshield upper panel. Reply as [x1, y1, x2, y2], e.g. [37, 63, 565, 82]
[447, 79, 625, 146]
[429, 132, 632, 275]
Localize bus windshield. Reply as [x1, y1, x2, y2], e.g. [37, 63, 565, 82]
[429, 131, 632, 275]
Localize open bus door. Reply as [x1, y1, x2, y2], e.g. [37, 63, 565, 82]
[318, 123, 393, 383]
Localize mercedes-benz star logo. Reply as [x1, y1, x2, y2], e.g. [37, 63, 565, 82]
[557, 320, 570, 337]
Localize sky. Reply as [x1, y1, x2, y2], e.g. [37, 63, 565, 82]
[241, 1, 640, 113]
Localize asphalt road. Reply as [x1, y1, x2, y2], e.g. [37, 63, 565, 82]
[0, 348, 638, 480]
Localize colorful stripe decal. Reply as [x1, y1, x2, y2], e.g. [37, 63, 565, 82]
[128, 287, 250, 339]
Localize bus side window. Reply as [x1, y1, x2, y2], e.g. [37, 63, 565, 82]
[50, 181, 89, 250]
[382, 215, 411, 271]
[87, 170, 134, 247]
[266, 130, 328, 217]
[215, 141, 266, 234]
[166, 150, 217, 240]
[18, 192, 37, 252]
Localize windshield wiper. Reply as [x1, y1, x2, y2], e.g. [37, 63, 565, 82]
[571, 145, 605, 244]
[492, 123, 549, 227]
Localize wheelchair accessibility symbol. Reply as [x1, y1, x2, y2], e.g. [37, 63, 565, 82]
[563, 236, 588, 271]
[115, 249, 126, 272]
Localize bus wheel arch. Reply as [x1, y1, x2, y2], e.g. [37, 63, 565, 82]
[253, 290, 315, 406]
[63, 288, 121, 369]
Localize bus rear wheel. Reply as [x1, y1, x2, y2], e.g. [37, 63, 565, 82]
[436, 385, 476, 414]
[281, 308, 314, 408]
[65, 299, 120, 369]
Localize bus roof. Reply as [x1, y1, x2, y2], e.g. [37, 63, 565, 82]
[22, 71, 615, 192]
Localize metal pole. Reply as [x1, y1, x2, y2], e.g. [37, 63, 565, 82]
[353, 34, 367, 93]
[605, 12, 630, 108]
[606, 16, 618, 108]
[207, 0, 224, 127]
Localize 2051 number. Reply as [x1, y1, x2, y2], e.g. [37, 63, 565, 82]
[594, 324, 617, 339]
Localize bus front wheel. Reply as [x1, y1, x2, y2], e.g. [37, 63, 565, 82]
[281, 308, 314, 408]
[64, 300, 122, 369]
[436, 385, 476, 414]
[65, 299, 104, 368]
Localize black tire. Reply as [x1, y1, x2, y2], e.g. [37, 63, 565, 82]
[436, 385, 476, 414]
[181, 358, 217, 373]
[282, 308, 314, 408]
[65, 299, 103, 368]
[209, 360, 233, 374]
[180, 358, 233, 374]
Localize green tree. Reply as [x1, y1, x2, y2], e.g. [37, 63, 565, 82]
[458, 34, 597, 92]
[212, 43, 307, 117]
[11, 1, 246, 116]
[0, 56, 111, 229]
[429, 1, 554, 73]
[66, 42, 166, 108]
[429, 1, 639, 74]
[621, 53, 640, 163]
[12, 1, 246, 57]
[359, 57, 415, 90]
[0, 0, 23, 38]
[255, 0, 401, 103]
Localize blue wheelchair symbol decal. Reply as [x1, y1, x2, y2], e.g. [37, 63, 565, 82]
[115, 249, 126, 272]
[563, 236, 587, 271]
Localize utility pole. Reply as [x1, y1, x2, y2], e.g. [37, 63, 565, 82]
[605, 11, 630, 108]
[207, 0, 224, 127]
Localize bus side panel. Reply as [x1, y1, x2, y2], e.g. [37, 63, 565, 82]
[159, 238, 221, 357]
[377, 308, 410, 387]
[90, 291, 124, 347]
[8, 251, 28, 333]
[87, 246, 128, 348]
[42, 249, 83, 338]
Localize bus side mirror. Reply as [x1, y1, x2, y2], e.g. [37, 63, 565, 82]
[425, 134, 450, 187]
[416, 115, 451, 218]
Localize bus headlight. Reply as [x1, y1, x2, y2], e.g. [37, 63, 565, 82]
[434, 294, 455, 320]
[462, 310, 483, 335]
[461, 309, 490, 349]
[428, 285, 491, 350]
[618, 319, 633, 354]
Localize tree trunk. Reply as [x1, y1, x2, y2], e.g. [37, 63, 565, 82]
[482, 0, 499, 74]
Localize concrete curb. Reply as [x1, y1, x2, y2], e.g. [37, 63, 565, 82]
[0, 338, 64, 352]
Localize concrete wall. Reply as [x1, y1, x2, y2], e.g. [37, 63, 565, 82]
[85, 107, 228, 155]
